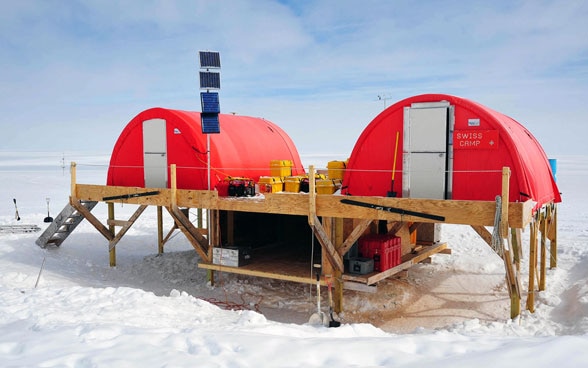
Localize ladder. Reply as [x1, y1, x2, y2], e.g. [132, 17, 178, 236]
[35, 200, 98, 248]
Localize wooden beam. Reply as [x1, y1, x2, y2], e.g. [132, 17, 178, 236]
[539, 210, 547, 291]
[74, 184, 531, 228]
[157, 206, 163, 254]
[527, 217, 538, 312]
[108, 202, 115, 267]
[70, 162, 77, 198]
[308, 165, 316, 226]
[167, 206, 210, 262]
[343, 243, 448, 285]
[108, 205, 147, 251]
[311, 214, 344, 273]
[471, 225, 493, 249]
[70, 199, 113, 241]
[199, 262, 318, 285]
[549, 204, 558, 269]
[338, 219, 373, 256]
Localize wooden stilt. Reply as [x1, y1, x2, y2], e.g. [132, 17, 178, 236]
[157, 206, 163, 254]
[500, 167, 520, 318]
[539, 210, 547, 291]
[549, 204, 558, 269]
[527, 216, 538, 312]
[108, 202, 116, 267]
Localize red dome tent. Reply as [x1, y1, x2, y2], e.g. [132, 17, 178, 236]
[343, 94, 561, 208]
[107, 107, 304, 190]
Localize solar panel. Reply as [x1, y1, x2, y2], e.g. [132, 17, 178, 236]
[201, 113, 220, 134]
[200, 92, 220, 113]
[199, 51, 221, 68]
[199, 71, 220, 89]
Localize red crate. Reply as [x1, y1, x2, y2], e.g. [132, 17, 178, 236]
[358, 234, 401, 272]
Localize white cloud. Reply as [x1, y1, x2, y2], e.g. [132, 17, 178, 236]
[0, 0, 586, 154]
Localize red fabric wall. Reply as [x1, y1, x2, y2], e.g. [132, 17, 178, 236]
[107, 108, 304, 190]
[342, 94, 561, 207]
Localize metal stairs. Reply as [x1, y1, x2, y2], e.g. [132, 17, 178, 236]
[35, 200, 98, 248]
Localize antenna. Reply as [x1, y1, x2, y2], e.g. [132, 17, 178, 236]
[376, 94, 392, 109]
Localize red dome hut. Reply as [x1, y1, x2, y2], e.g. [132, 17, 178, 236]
[342, 94, 561, 208]
[107, 107, 304, 190]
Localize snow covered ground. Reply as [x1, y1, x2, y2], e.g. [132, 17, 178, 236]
[1, 151, 587, 367]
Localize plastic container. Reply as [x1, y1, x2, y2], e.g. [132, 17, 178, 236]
[327, 160, 347, 180]
[284, 176, 303, 192]
[358, 234, 402, 271]
[258, 176, 284, 193]
[270, 160, 293, 177]
[316, 179, 336, 194]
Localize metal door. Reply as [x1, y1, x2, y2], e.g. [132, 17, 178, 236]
[143, 118, 168, 188]
[403, 103, 449, 199]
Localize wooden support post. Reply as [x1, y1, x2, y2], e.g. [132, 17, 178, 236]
[333, 217, 344, 314]
[108, 202, 116, 267]
[227, 211, 235, 245]
[70, 162, 77, 199]
[501, 167, 520, 318]
[527, 216, 538, 312]
[170, 164, 177, 208]
[157, 206, 164, 254]
[308, 165, 316, 227]
[322, 217, 334, 277]
[197, 208, 203, 229]
[511, 228, 522, 271]
[549, 204, 558, 269]
[539, 210, 547, 291]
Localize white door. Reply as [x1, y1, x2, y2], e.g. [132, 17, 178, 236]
[143, 119, 168, 188]
[403, 104, 448, 199]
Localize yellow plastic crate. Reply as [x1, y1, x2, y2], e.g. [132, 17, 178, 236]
[258, 176, 284, 193]
[327, 160, 347, 180]
[270, 160, 293, 177]
[284, 176, 303, 193]
[316, 179, 336, 194]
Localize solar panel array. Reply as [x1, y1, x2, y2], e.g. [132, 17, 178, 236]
[199, 51, 221, 68]
[199, 71, 221, 89]
[198, 51, 221, 134]
[200, 92, 220, 113]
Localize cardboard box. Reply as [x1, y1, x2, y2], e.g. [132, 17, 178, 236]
[212, 247, 251, 267]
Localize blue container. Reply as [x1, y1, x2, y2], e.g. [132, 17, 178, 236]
[548, 158, 557, 182]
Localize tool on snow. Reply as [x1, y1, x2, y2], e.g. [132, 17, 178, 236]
[326, 275, 341, 328]
[308, 263, 328, 326]
[13, 198, 20, 221]
[340, 198, 445, 222]
[43, 197, 53, 223]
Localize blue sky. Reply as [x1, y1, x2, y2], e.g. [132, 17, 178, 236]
[1, 0, 587, 157]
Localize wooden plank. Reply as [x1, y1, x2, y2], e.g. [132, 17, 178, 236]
[199, 262, 318, 285]
[311, 214, 344, 272]
[342, 243, 448, 285]
[338, 219, 372, 256]
[70, 199, 113, 241]
[167, 206, 210, 262]
[308, 166, 316, 226]
[109, 205, 147, 251]
[75, 184, 531, 228]
[107, 219, 131, 227]
[470, 225, 493, 249]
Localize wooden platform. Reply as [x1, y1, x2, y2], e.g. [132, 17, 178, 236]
[198, 242, 449, 286]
